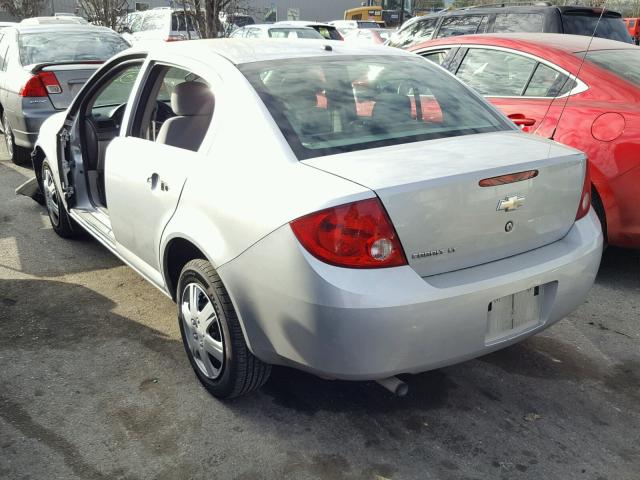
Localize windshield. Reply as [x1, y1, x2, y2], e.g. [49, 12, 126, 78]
[240, 56, 512, 160]
[585, 49, 640, 86]
[562, 13, 632, 43]
[268, 28, 323, 39]
[19, 30, 129, 65]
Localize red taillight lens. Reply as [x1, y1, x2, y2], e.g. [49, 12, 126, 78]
[20, 72, 61, 97]
[575, 161, 591, 220]
[290, 198, 407, 269]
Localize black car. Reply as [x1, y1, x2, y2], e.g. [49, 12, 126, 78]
[387, 4, 632, 49]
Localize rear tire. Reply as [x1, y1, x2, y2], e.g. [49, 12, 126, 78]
[42, 159, 78, 238]
[177, 259, 271, 399]
[3, 112, 31, 166]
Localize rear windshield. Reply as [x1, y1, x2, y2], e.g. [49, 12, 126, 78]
[240, 55, 512, 160]
[585, 49, 640, 86]
[562, 12, 632, 43]
[268, 28, 323, 39]
[171, 12, 197, 32]
[315, 26, 342, 40]
[19, 30, 129, 65]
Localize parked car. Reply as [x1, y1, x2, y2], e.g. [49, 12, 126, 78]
[220, 13, 255, 37]
[343, 27, 395, 44]
[0, 24, 129, 164]
[33, 39, 602, 398]
[329, 19, 382, 36]
[411, 33, 640, 249]
[624, 17, 640, 44]
[21, 16, 89, 25]
[275, 21, 343, 40]
[120, 7, 200, 45]
[229, 24, 324, 39]
[387, 5, 632, 49]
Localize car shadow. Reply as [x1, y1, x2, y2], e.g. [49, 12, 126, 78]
[0, 160, 122, 278]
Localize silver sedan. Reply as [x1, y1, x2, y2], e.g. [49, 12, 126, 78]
[34, 39, 603, 398]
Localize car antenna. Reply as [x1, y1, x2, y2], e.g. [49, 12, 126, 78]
[548, 7, 606, 141]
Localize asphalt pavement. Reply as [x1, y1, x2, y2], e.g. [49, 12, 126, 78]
[1, 151, 639, 480]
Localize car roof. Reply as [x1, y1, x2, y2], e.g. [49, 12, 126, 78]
[248, 24, 317, 30]
[276, 21, 335, 28]
[9, 23, 116, 34]
[418, 32, 638, 53]
[147, 38, 413, 65]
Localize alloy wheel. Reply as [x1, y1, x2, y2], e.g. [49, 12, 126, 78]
[180, 283, 224, 379]
[43, 166, 60, 226]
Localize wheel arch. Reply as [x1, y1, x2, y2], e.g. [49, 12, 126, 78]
[163, 236, 209, 302]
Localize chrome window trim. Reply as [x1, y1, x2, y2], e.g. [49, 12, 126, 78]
[415, 44, 589, 98]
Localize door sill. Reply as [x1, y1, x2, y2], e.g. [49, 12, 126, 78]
[71, 208, 114, 245]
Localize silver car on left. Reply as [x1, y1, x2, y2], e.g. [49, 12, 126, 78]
[0, 23, 129, 164]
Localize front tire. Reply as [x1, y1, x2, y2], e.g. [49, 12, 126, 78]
[3, 112, 31, 166]
[177, 259, 271, 399]
[42, 159, 78, 238]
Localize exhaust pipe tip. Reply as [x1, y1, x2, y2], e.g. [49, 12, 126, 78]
[375, 376, 409, 397]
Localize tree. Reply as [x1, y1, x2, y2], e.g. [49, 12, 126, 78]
[0, 0, 46, 19]
[77, 0, 128, 29]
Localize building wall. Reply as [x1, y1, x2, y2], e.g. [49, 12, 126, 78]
[245, 0, 357, 23]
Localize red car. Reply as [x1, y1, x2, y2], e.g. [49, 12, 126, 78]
[409, 33, 640, 249]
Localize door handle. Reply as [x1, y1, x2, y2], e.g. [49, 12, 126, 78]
[147, 173, 169, 192]
[508, 113, 536, 127]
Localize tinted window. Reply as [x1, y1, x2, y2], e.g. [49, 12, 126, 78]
[437, 15, 485, 38]
[422, 49, 450, 65]
[171, 12, 196, 32]
[387, 18, 437, 48]
[586, 49, 640, 86]
[457, 49, 536, 96]
[240, 56, 511, 160]
[493, 13, 544, 33]
[19, 30, 129, 65]
[562, 13, 632, 43]
[268, 28, 323, 39]
[524, 63, 572, 97]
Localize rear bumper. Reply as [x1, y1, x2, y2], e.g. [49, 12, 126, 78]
[8, 107, 56, 149]
[219, 209, 603, 380]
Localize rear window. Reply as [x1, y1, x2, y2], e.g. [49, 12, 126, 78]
[562, 12, 632, 43]
[240, 56, 512, 160]
[585, 49, 640, 86]
[493, 13, 544, 33]
[19, 30, 129, 65]
[437, 15, 487, 38]
[268, 28, 323, 39]
[315, 26, 342, 40]
[171, 12, 196, 32]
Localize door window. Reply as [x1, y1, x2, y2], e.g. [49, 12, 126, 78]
[524, 63, 572, 97]
[130, 65, 214, 152]
[456, 48, 537, 96]
[387, 18, 437, 48]
[421, 49, 450, 66]
[92, 64, 142, 112]
[493, 14, 544, 33]
[437, 15, 485, 38]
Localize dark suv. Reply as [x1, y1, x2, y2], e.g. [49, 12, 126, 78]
[387, 4, 632, 49]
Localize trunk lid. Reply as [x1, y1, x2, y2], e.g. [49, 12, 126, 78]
[303, 131, 586, 277]
[30, 62, 101, 110]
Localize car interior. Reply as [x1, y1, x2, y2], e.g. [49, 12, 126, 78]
[80, 63, 214, 209]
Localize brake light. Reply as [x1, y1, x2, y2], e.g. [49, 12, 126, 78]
[575, 161, 591, 220]
[290, 198, 407, 268]
[479, 170, 538, 187]
[19, 72, 61, 97]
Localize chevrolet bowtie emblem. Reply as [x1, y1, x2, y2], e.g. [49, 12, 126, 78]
[497, 195, 526, 212]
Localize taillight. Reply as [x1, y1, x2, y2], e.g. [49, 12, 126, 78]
[575, 161, 591, 220]
[290, 198, 407, 269]
[19, 72, 61, 97]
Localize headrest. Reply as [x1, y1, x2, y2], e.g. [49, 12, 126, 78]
[171, 82, 215, 116]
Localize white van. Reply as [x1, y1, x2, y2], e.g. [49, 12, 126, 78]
[121, 8, 200, 45]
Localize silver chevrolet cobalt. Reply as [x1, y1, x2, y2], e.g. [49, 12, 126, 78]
[34, 39, 603, 398]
